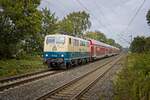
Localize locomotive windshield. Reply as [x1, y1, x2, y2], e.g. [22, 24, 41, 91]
[46, 37, 55, 44]
[46, 36, 65, 44]
[56, 37, 65, 44]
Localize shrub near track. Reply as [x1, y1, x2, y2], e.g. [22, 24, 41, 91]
[0, 56, 47, 79]
[114, 53, 150, 100]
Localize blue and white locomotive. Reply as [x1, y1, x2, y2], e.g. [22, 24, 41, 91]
[43, 34, 90, 69]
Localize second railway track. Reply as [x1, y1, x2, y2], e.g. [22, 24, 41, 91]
[0, 69, 63, 92]
[37, 55, 123, 100]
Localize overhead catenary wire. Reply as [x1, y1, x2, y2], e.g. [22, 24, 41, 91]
[112, 0, 146, 45]
[76, 0, 113, 34]
[76, 0, 130, 48]
[44, 0, 67, 18]
[125, 0, 146, 31]
[76, 0, 130, 46]
[117, 0, 146, 38]
[93, 1, 114, 33]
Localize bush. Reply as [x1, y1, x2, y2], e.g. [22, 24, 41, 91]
[114, 53, 150, 100]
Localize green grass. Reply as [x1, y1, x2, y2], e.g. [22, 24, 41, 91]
[114, 53, 150, 100]
[0, 56, 47, 79]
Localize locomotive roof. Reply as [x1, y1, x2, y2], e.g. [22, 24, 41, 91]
[46, 34, 89, 42]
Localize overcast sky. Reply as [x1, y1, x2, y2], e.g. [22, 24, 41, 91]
[39, 0, 150, 47]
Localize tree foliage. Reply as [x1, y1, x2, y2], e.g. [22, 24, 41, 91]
[85, 31, 107, 42]
[33, 8, 59, 53]
[114, 53, 150, 100]
[41, 8, 58, 35]
[130, 36, 150, 53]
[0, 0, 42, 58]
[58, 11, 91, 35]
[146, 9, 150, 26]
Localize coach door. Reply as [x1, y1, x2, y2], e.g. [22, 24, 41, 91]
[90, 46, 93, 57]
[94, 46, 97, 57]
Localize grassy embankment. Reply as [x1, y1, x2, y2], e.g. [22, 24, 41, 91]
[114, 53, 150, 100]
[0, 56, 47, 79]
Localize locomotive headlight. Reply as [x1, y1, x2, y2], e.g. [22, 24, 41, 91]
[61, 54, 64, 57]
[45, 54, 48, 57]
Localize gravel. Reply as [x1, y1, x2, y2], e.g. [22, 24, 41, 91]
[80, 55, 126, 100]
[0, 55, 119, 100]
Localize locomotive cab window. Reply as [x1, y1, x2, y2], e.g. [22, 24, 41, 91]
[56, 37, 65, 44]
[46, 36, 65, 44]
[46, 37, 55, 44]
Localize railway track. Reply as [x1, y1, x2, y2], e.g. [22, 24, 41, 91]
[37, 55, 123, 100]
[0, 55, 115, 92]
[0, 69, 63, 92]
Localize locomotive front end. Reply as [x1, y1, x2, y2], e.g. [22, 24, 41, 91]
[43, 35, 68, 68]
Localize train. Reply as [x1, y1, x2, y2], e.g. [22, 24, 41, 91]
[43, 34, 120, 69]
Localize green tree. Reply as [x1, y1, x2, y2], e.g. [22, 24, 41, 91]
[23, 8, 59, 54]
[106, 38, 115, 45]
[130, 36, 146, 53]
[30, 8, 59, 53]
[59, 11, 91, 35]
[58, 18, 73, 34]
[85, 31, 107, 42]
[106, 38, 122, 48]
[145, 37, 150, 52]
[146, 9, 150, 26]
[41, 8, 58, 35]
[0, 0, 42, 58]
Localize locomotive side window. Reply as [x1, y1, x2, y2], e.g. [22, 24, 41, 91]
[73, 39, 79, 46]
[86, 42, 89, 47]
[46, 37, 55, 44]
[76, 40, 79, 46]
[80, 41, 84, 46]
[69, 38, 71, 45]
[80, 41, 87, 46]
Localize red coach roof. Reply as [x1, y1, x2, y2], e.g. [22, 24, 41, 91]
[89, 39, 119, 50]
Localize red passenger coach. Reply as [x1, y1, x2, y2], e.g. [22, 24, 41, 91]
[89, 39, 120, 60]
[89, 39, 108, 60]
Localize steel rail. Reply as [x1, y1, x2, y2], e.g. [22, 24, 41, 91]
[0, 69, 51, 83]
[0, 69, 63, 91]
